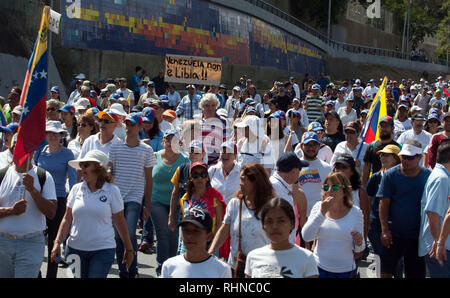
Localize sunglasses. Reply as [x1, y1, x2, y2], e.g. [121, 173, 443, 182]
[322, 184, 344, 192]
[47, 107, 57, 112]
[191, 172, 208, 179]
[98, 118, 114, 124]
[402, 155, 418, 160]
[79, 162, 92, 168]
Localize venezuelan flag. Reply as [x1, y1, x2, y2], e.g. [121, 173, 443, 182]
[0, 106, 7, 126]
[13, 6, 49, 167]
[356, 77, 388, 159]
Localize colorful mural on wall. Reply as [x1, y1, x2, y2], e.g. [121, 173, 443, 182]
[61, 0, 326, 75]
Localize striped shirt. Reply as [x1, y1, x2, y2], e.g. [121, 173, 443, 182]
[109, 141, 156, 204]
[306, 96, 324, 122]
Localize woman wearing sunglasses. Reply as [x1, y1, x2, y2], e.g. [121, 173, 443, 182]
[178, 162, 226, 255]
[50, 150, 134, 278]
[46, 99, 61, 121]
[67, 114, 99, 160]
[301, 172, 365, 278]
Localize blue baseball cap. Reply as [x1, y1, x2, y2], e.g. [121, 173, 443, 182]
[50, 86, 60, 94]
[427, 113, 440, 122]
[117, 90, 124, 98]
[276, 152, 309, 172]
[338, 87, 347, 92]
[58, 104, 75, 114]
[308, 122, 324, 132]
[90, 90, 97, 97]
[86, 107, 100, 117]
[125, 112, 143, 125]
[270, 110, 286, 120]
[109, 93, 120, 101]
[164, 129, 179, 139]
[148, 81, 155, 87]
[159, 95, 169, 102]
[141, 107, 155, 123]
[325, 100, 335, 106]
[312, 84, 321, 90]
[0, 123, 19, 134]
[346, 96, 354, 102]
[301, 132, 320, 144]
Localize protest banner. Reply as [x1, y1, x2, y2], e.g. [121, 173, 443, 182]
[165, 54, 222, 86]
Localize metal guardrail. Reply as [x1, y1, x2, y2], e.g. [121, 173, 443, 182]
[243, 0, 449, 66]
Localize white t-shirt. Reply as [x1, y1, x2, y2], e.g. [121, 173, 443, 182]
[297, 158, 332, 217]
[337, 107, 357, 126]
[224, 198, 270, 267]
[161, 254, 231, 278]
[394, 119, 412, 140]
[397, 129, 432, 151]
[301, 201, 365, 273]
[114, 125, 127, 141]
[330, 141, 369, 173]
[66, 182, 124, 251]
[362, 86, 379, 100]
[0, 166, 57, 236]
[334, 100, 346, 112]
[109, 141, 156, 204]
[208, 162, 241, 205]
[245, 244, 318, 278]
[269, 172, 297, 243]
[0, 149, 13, 169]
[118, 88, 134, 103]
[78, 132, 122, 160]
[67, 137, 81, 160]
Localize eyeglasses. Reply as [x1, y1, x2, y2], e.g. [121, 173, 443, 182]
[98, 118, 114, 124]
[79, 162, 92, 169]
[322, 184, 344, 192]
[47, 107, 57, 112]
[191, 172, 208, 179]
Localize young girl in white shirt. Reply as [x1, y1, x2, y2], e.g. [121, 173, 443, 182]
[245, 198, 318, 278]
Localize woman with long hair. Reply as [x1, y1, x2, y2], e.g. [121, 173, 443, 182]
[302, 172, 365, 278]
[140, 107, 164, 152]
[178, 162, 226, 255]
[50, 150, 134, 278]
[67, 114, 99, 160]
[208, 163, 275, 277]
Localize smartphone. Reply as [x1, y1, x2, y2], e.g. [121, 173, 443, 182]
[56, 255, 69, 267]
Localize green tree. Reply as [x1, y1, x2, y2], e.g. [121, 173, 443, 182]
[435, 0, 450, 60]
[291, 0, 350, 32]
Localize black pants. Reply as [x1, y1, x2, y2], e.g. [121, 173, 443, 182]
[45, 197, 67, 278]
[380, 237, 425, 278]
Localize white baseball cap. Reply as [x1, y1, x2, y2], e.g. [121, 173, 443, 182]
[108, 103, 127, 117]
[46, 120, 67, 135]
[399, 143, 423, 156]
[69, 150, 109, 170]
[74, 98, 91, 111]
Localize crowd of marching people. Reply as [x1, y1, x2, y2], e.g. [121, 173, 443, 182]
[0, 68, 449, 279]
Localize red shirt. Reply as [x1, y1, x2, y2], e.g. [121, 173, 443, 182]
[427, 132, 450, 168]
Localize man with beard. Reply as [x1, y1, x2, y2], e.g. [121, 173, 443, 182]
[297, 132, 332, 218]
[362, 116, 401, 186]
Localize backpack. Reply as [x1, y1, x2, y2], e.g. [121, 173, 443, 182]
[0, 165, 47, 194]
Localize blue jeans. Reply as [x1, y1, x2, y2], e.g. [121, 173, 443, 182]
[0, 232, 45, 278]
[67, 246, 115, 278]
[425, 252, 450, 278]
[151, 201, 179, 276]
[141, 216, 154, 244]
[114, 201, 140, 276]
[318, 267, 357, 278]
